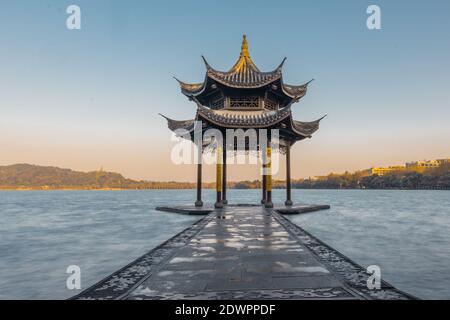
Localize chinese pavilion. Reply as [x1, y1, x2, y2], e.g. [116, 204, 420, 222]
[162, 35, 325, 208]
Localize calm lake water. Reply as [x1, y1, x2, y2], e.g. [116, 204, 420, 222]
[0, 189, 449, 300]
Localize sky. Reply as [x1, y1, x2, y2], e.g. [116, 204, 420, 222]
[1, 0, 449, 182]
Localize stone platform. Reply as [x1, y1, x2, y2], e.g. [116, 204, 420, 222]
[274, 204, 331, 215]
[156, 203, 330, 215]
[72, 205, 414, 300]
[155, 205, 214, 215]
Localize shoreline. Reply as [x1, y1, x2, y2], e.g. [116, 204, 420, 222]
[0, 187, 448, 191]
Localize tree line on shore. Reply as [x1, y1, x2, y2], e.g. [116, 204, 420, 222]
[0, 163, 449, 190]
[286, 164, 449, 190]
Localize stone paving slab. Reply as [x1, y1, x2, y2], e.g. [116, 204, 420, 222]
[72, 205, 415, 300]
[127, 206, 353, 299]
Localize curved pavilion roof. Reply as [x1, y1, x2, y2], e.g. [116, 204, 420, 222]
[163, 35, 325, 147]
[160, 105, 325, 143]
[175, 35, 312, 100]
[196, 105, 292, 129]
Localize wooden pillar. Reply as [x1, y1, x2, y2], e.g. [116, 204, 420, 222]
[265, 132, 273, 208]
[285, 141, 293, 206]
[222, 140, 228, 205]
[195, 162, 203, 207]
[214, 146, 223, 208]
[261, 174, 267, 204]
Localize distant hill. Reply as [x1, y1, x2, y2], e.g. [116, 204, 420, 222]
[0, 164, 196, 190]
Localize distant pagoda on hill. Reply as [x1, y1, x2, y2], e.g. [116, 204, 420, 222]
[162, 35, 325, 208]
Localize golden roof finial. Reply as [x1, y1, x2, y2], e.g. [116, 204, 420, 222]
[229, 35, 259, 72]
[241, 34, 249, 58]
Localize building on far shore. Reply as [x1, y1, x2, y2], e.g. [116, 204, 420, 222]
[369, 166, 406, 176]
[406, 159, 449, 172]
[369, 158, 449, 176]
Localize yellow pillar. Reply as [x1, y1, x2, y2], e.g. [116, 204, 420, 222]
[265, 146, 273, 208]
